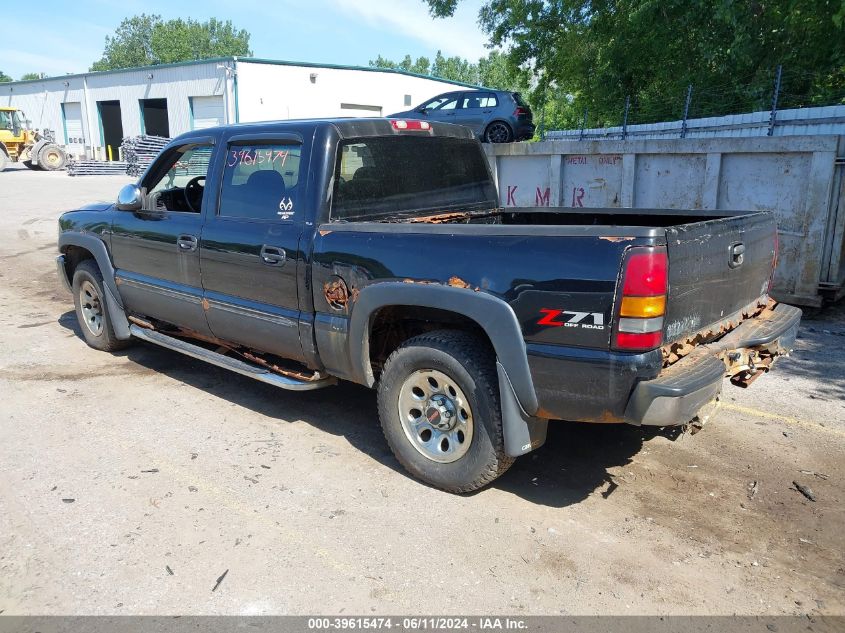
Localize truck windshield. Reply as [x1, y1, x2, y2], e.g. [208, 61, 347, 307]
[13, 111, 27, 128]
[331, 136, 498, 222]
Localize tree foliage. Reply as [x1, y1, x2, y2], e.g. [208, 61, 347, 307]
[0, 70, 12, 83]
[370, 50, 530, 92]
[423, 0, 845, 130]
[370, 54, 432, 76]
[20, 72, 47, 81]
[91, 14, 252, 71]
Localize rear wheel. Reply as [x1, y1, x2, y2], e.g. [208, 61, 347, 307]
[484, 121, 513, 144]
[0, 151, 8, 172]
[38, 144, 67, 171]
[72, 260, 130, 352]
[377, 330, 514, 492]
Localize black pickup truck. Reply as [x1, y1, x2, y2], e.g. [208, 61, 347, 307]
[57, 118, 801, 492]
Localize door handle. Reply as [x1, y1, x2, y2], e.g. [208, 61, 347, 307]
[177, 234, 198, 252]
[260, 245, 287, 266]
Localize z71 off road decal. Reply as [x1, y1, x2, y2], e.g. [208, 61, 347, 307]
[538, 309, 605, 330]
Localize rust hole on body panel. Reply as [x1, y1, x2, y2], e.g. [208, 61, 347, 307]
[324, 278, 349, 309]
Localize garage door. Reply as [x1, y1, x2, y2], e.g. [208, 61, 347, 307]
[191, 96, 225, 130]
[61, 102, 85, 149]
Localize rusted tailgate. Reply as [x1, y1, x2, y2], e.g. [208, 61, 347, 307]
[663, 212, 776, 345]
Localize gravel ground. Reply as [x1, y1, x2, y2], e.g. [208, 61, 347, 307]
[0, 164, 843, 615]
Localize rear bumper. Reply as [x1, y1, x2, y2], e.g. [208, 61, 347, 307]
[625, 303, 802, 426]
[515, 122, 536, 140]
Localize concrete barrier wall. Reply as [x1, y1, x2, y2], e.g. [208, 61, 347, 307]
[485, 135, 845, 306]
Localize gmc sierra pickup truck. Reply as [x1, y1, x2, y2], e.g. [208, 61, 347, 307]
[57, 118, 801, 492]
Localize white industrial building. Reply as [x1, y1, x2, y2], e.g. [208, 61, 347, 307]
[2, 57, 473, 160]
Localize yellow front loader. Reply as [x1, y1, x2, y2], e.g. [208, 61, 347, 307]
[0, 106, 67, 171]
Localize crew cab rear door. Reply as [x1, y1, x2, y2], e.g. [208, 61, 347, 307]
[199, 131, 310, 363]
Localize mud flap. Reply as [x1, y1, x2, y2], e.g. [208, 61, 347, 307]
[103, 282, 132, 340]
[497, 361, 548, 457]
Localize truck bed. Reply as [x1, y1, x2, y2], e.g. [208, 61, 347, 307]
[338, 205, 777, 349]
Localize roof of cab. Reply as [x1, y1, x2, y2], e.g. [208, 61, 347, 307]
[169, 118, 477, 145]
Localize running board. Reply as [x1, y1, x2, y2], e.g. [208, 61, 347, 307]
[129, 325, 336, 391]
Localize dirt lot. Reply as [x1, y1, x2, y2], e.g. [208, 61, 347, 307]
[0, 164, 843, 616]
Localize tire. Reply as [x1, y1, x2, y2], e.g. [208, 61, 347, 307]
[0, 151, 7, 172]
[484, 121, 513, 144]
[23, 160, 41, 170]
[377, 330, 514, 492]
[38, 144, 67, 171]
[72, 260, 130, 352]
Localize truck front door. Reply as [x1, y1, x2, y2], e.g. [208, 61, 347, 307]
[111, 140, 215, 335]
[199, 133, 308, 363]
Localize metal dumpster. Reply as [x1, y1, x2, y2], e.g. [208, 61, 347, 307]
[485, 135, 845, 307]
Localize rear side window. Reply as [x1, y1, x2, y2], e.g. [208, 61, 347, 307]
[462, 93, 497, 109]
[331, 136, 497, 222]
[218, 144, 302, 221]
[479, 94, 498, 108]
[461, 94, 483, 109]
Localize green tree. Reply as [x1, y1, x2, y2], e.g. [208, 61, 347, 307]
[430, 50, 479, 84]
[20, 72, 47, 80]
[423, 0, 845, 130]
[0, 70, 12, 83]
[91, 14, 252, 71]
[370, 54, 431, 75]
[370, 49, 529, 90]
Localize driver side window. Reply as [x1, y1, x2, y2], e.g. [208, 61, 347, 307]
[144, 144, 213, 213]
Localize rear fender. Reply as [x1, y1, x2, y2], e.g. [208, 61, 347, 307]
[348, 282, 547, 457]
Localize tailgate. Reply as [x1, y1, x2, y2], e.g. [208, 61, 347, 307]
[663, 212, 776, 343]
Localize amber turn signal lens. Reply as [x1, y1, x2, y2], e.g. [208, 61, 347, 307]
[620, 295, 666, 318]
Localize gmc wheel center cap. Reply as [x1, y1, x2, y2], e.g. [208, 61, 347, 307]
[425, 394, 456, 431]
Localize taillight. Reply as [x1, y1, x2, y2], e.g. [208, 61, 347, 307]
[768, 230, 779, 294]
[390, 119, 431, 132]
[514, 107, 529, 117]
[614, 247, 668, 351]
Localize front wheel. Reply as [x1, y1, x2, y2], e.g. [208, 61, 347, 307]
[484, 121, 513, 143]
[377, 330, 514, 492]
[38, 144, 67, 171]
[72, 260, 130, 352]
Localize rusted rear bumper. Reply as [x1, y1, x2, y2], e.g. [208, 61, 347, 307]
[624, 303, 802, 426]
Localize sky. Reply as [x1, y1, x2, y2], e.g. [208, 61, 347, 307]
[1, 0, 490, 80]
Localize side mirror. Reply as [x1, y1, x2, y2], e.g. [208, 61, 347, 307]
[116, 184, 142, 211]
